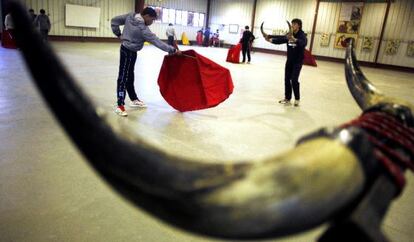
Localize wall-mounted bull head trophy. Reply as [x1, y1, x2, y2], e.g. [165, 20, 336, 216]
[9, 1, 414, 241]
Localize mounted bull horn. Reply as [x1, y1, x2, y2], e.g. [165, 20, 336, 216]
[9, 0, 413, 240]
[345, 38, 414, 116]
[345, 38, 384, 110]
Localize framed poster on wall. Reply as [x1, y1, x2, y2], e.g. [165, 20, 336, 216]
[362, 37, 374, 51]
[385, 40, 400, 55]
[229, 24, 239, 34]
[334, 33, 357, 48]
[320, 33, 330, 47]
[407, 41, 414, 57]
[335, 2, 364, 49]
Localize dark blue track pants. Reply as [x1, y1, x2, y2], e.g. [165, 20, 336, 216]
[284, 61, 303, 100]
[117, 45, 138, 106]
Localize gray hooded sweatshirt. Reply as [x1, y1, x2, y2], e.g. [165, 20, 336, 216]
[111, 13, 176, 54]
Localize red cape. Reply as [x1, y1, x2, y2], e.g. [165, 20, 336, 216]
[158, 50, 234, 112]
[304, 49, 317, 67]
[226, 43, 242, 63]
[1, 30, 17, 49]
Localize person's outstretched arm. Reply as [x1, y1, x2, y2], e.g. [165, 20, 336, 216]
[111, 14, 128, 37]
[142, 26, 176, 54]
[268, 35, 288, 45]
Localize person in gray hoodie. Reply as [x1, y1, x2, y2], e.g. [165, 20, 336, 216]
[111, 7, 181, 117]
[34, 9, 51, 41]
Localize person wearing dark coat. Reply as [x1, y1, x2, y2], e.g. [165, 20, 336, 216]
[265, 18, 307, 107]
[28, 9, 37, 22]
[203, 27, 210, 47]
[34, 9, 51, 41]
[239, 26, 255, 63]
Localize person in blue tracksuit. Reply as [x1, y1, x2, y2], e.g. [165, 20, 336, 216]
[111, 7, 181, 117]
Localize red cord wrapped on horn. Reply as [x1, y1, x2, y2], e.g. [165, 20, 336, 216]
[342, 111, 414, 194]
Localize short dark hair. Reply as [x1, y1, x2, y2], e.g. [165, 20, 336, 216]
[245, 26, 249, 30]
[142, 7, 157, 18]
[40, 9, 45, 14]
[29, 9, 34, 13]
[291, 18, 302, 29]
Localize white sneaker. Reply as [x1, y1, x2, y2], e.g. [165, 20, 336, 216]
[130, 99, 147, 108]
[115, 105, 128, 117]
[278, 99, 291, 105]
[294, 100, 300, 107]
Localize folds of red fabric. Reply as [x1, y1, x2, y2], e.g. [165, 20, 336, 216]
[1, 30, 17, 49]
[158, 50, 234, 112]
[304, 49, 317, 67]
[226, 43, 242, 64]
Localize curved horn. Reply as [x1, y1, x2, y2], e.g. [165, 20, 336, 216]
[11, 1, 366, 239]
[260, 21, 268, 38]
[286, 20, 292, 35]
[345, 38, 384, 110]
[345, 39, 414, 112]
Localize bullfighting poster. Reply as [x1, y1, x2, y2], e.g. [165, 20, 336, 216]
[335, 2, 364, 49]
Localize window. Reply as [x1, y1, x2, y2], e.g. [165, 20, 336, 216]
[176, 10, 182, 25]
[193, 12, 199, 27]
[187, 12, 194, 26]
[181, 11, 188, 26]
[148, 6, 205, 27]
[168, 8, 175, 24]
[199, 13, 205, 27]
[162, 8, 169, 23]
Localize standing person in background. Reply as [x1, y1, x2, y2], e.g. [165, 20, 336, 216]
[166, 23, 176, 46]
[203, 27, 210, 47]
[34, 9, 51, 41]
[265, 18, 307, 107]
[211, 29, 220, 47]
[28, 9, 37, 22]
[240, 26, 255, 64]
[4, 12, 14, 32]
[3, 11, 17, 48]
[196, 28, 203, 46]
[111, 7, 181, 117]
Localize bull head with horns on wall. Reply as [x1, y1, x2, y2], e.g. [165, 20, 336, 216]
[8, 1, 414, 242]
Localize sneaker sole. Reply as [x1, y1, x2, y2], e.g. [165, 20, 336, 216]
[114, 110, 128, 117]
[129, 104, 147, 108]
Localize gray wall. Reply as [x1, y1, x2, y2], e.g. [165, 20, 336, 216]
[210, 0, 414, 68]
[20, 0, 414, 68]
[23, 0, 134, 37]
[23, 0, 208, 40]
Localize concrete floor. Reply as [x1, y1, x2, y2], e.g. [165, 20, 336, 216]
[0, 42, 413, 242]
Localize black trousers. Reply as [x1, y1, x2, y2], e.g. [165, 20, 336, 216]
[167, 36, 174, 46]
[284, 61, 303, 100]
[39, 29, 48, 41]
[117, 45, 138, 106]
[203, 36, 210, 46]
[241, 42, 251, 62]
